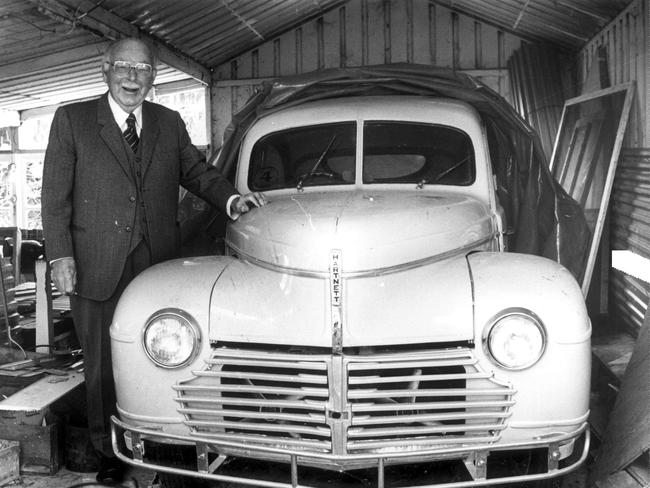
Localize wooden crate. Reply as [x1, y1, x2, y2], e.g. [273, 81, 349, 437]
[0, 418, 62, 475]
[0, 439, 19, 484]
[0, 370, 83, 475]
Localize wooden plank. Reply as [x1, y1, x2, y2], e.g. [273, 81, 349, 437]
[295, 28, 304, 74]
[435, 5, 453, 68]
[343, 1, 362, 67]
[211, 85, 233, 147]
[0, 370, 44, 389]
[596, 471, 644, 488]
[322, 8, 341, 69]
[0, 371, 83, 415]
[481, 24, 500, 69]
[0, 360, 36, 371]
[550, 83, 635, 295]
[278, 30, 297, 76]
[456, 14, 476, 69]
[411, 0, 430, 65]
[626, 454, 649, 486]
[236, 52, 253, 79]
[35, 260, 53, 355]
[582, 84, 635, 295]
[428, 3, 437, 66]
[364, 0, 384, 65]
[390, 0, 409, 63]
[592, 332, 637, 382]
[257, 41, 275, 79]
[301, 21, 319, 73]
[592, 308, 650, 483]
[316, 17, 325, 70]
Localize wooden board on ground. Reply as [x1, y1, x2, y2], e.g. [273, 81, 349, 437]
[591, 308, 650, 484]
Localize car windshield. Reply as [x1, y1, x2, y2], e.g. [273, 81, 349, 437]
[248, 121, 475, 190]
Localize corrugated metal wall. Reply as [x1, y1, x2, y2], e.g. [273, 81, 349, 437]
[610, 149, 650, 332]
[210, 0, 526, 145]
[578, 0, 649, 333]
[577, 0, 647, 147]
[507, 43, 574, 160]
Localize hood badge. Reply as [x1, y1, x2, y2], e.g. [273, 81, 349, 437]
[330, 249, 343, 354]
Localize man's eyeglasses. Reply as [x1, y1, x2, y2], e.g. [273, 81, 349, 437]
[108, 60, 154, 76]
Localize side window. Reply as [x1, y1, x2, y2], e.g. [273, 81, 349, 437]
[363, 122, 475, 185]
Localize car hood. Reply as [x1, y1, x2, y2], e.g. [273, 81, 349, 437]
[225, 189, 496, 274]
[211, 190, 496, 347]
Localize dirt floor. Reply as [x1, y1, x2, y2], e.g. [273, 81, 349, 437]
[5, 464, 154, 488]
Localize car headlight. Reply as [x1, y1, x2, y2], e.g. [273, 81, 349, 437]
[484, 308, 546, 370]
[142, 309, 201, 368]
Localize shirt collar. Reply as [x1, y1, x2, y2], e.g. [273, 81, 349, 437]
[107, 93, 143, 133]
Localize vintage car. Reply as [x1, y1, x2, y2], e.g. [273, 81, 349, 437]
[110, 67, 591, 487]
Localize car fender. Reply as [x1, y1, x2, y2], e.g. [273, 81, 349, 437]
[467, 252, 591, 440]
[110, 256, 234, 433]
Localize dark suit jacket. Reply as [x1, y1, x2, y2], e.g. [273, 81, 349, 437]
[42, 93, 238, 301]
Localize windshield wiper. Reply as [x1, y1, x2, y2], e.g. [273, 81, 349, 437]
[433, 155, 472, 183]
[296, 135, 337, 191]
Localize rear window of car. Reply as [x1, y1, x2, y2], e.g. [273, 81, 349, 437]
[363, 122, 475, 185]
[248, 121, 474, 190]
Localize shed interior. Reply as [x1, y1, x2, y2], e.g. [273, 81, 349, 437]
[0, 1, 648, 487]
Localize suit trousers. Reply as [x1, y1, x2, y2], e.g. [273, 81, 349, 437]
[70, 239, 152, 456]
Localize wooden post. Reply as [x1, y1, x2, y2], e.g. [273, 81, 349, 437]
[35, 259, 53, 355]
[12, 228, 20, 285]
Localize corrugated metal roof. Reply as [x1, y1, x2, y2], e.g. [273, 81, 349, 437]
[435, 0, 631, 46]
[0, 0, 635, 112]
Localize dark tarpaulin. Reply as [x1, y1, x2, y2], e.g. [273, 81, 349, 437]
[203, 64, 590, 279]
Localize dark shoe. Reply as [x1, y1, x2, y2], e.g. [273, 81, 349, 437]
[96, 456, 124, 485]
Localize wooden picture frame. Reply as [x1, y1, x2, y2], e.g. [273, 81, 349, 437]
[549, 83, 635, 296]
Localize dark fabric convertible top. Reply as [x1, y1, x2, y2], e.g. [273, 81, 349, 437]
[212, 64, 590, 280]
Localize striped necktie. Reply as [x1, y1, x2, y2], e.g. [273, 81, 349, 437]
[124, 113, 139, 153]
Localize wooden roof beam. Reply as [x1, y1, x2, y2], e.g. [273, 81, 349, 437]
[30, 0, 212, 84]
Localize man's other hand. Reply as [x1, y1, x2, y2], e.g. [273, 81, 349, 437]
[51, 257, 77, 295]
[232, 192, 267, 215]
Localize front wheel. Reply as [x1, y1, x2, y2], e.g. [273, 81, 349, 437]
[490, 448, 560, 487]
[147, 443, 214, 488]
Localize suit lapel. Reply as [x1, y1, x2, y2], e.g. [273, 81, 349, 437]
[140, 102, 160, 178]
[97, 94, 133, 179]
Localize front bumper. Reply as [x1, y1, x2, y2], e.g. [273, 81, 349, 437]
[112, 416, 589, 487]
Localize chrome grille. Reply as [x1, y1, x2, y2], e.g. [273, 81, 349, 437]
[173, 346, 515, 456]
[346, 349, 514, 452]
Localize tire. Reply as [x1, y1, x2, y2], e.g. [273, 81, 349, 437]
[147, 443, 214, 488]
[490, 448, 559, 488]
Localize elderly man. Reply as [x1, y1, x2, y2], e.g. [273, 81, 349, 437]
[42, 37, 265, 483]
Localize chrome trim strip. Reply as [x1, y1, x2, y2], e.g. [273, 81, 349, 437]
[173, 384, 329, 397]
[349, 399, 515, 412]
[173, 397, 327, 411]
[510, 410, 590, 429]
[225, 234, 495, 279]
[116, 405, 182, 425]
[330, 249, 343, 354]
